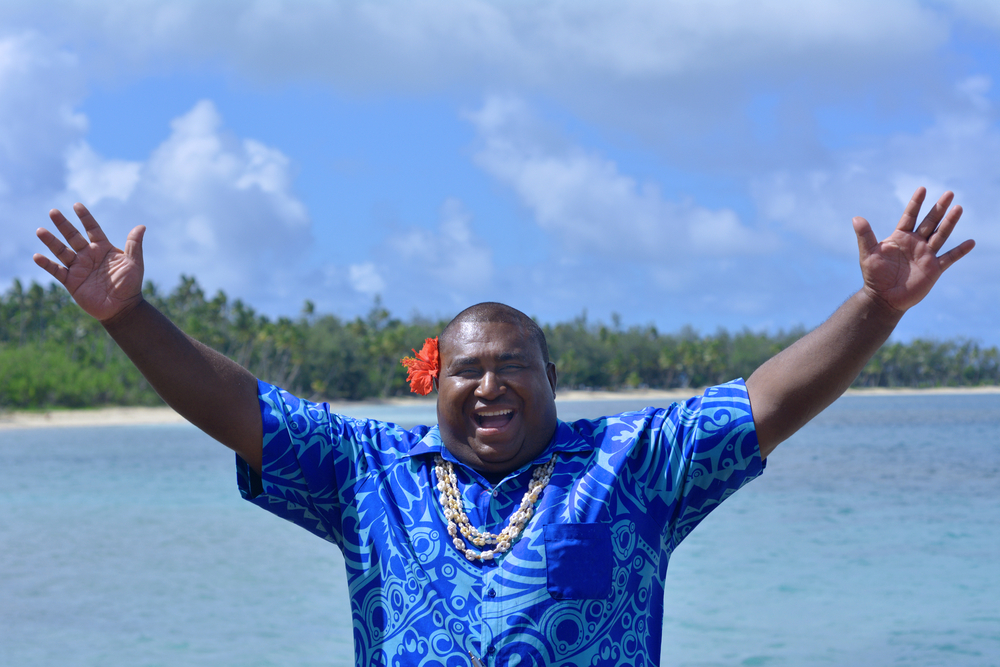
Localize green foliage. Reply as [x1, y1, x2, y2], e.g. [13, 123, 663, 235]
[856, 338, 1000, 388]
[0, 279, 156, 408]
[1, 277, 997, 409]
[546, 315, 809, 390]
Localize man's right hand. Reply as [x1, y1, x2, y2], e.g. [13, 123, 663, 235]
[34, 203, 146, 324]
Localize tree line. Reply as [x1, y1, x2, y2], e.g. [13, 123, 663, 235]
[1, 276, 997, 409]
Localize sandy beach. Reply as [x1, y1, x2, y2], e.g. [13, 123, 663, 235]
[0, 406, 188, 430]
[2, 385, 998, 430]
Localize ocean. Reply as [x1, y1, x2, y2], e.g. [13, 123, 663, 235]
[1, 392, 997, 666]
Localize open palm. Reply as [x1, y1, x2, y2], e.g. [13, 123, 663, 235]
[853, 188, 975, 313]
[34, 203, 146, 323]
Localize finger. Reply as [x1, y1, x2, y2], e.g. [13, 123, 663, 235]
[895, 187, 927, 232]
[73, 202, 109, 245]
[938, 238, 976, 272]
[36, 227, 78, 267]
[49, 208, 90, 252]
[124, 225, 146, 266]
[853, 216, 878, 259]
[915, 191, 954, 238]
[927, 204, 963, 253]
[32, 253, 70, 285]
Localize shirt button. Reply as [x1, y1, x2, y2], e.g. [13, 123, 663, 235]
[487, 645, 496, 655]
[487, 588, 496, 598]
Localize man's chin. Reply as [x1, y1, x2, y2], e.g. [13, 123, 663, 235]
[470, 420, 521, 457]
[469, 441, 521, 466]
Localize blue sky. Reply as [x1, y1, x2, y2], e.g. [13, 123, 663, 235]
[4, 1, 999, 344]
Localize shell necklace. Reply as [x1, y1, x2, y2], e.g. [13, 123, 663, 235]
[433, 453, 556, 562]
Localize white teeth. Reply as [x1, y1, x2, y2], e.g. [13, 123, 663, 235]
[478, 409, 512, 417]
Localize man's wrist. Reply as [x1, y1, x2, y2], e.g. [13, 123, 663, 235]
[856, 287, 905, 327]
[100, 295, 147, 330]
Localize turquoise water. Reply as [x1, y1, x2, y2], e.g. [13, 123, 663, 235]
[1, 393, 998, 666]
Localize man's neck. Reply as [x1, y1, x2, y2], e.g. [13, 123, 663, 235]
[481, 470, 507, 486]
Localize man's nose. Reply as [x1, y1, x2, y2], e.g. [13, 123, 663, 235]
[474, 371, 505, 399]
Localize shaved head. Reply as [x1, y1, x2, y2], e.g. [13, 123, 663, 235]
[436, 302, 558, 480]
[440, 302, 549, 364]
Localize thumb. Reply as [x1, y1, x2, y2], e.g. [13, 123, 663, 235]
[125, 225, 146, 268]
[852, 216, 877, 261]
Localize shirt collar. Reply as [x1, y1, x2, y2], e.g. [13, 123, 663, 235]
[405, 419, 595, 465]
[405, 426, 459, 463]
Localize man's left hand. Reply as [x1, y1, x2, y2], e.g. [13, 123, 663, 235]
[853, 187, 975, 314]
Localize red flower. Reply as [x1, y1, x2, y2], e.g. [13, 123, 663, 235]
[400, 337, 439, 395]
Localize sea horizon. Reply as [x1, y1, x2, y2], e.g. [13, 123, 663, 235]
[2, 383, 999, 431]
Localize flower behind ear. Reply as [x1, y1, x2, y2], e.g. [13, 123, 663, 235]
[400, 337, 439, 395]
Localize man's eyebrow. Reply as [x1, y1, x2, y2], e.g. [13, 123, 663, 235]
[496, 351, 530, 362]
[449, 351, 531, 367]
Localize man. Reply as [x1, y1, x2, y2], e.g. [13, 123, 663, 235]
[34, 188, 973, 666]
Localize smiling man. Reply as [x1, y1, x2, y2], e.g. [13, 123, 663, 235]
[33, 188, 974, 666]
[436, 306, 558, 482]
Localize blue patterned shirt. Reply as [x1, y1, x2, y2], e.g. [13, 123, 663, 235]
[238, 379, 764, 666]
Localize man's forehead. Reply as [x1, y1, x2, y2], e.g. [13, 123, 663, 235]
[441, 321, 535, 357]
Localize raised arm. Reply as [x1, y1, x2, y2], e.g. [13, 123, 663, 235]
[746, 188, 975, 459]
[34, 204, 263, 472]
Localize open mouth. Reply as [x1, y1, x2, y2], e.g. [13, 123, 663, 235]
[475, 408, 514, 430]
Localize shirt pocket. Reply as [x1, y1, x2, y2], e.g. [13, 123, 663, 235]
[543, 523, 612, 600]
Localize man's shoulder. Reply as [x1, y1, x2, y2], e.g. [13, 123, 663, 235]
[553, 379, 753, 448]
[258, 380, 434, 455]
[553, 406, 665, 454]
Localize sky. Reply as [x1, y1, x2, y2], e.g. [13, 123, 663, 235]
[2, 1, 999, 344]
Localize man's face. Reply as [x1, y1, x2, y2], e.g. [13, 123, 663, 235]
[436, 321, 558, 479]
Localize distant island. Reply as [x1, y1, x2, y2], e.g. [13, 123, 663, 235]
[1, 276, 997, 410]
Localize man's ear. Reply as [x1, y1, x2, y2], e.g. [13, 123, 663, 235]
[546, 362, 558, 397]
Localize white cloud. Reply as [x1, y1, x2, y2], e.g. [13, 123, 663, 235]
[891, 174, 954, 210]
[103, 100, 312, 299]
[0, 4, 978, 249]
[348, 262, 385, 296]
[0, 32, 85, 196]
[0, 43, 314, 306]
[65, 142, 140, 203]
[0, 2, 951, 155]
[752, 79, 999, 256]
[467, 95, 771, 260]
[0, 32, 87, 274]
[955, 74, 992, 113]
[941, 0, 1000, 30]
[328, 197, 499, 315]
[19, 0, 940, 85]
[310, 197, 497, 317]
[2, 3, 997, 342]
[457, 84, 998, 339]
[744, 75, 1000, 341]
[387, 198, 494, 294]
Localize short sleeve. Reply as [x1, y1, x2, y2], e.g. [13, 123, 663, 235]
[236, 380, 421, 547]
[657, 379, 764, 550]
